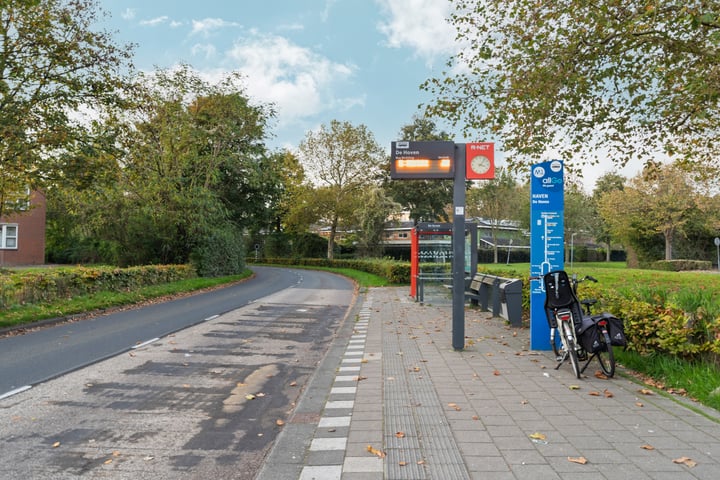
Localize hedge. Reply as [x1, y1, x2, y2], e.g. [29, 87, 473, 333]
[258, 257, 411, 284]
[0, 265, 196, 309]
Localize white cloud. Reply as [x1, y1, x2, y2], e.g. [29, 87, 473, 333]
[375, 0, 458, 63]
[121, 8, 136, 20]
[225, 33, 361, 126]
[190, 18, 241, 37]
[140, 16, 169, 27]
[321, 0, 338, 22]
[191, 43, 217, 60]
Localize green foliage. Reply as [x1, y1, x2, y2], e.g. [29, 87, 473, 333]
[597, 163, 719, 264]
[46, 66, 277, 268]
[616, 349, 720, 412]
[0, 265, 196, 309]
[0, 0, 133, 218]
[257, 257, 410, 284]
[190, 225, 246, 277]
[297, 120, 385, 259]
[538, 268, 720, 362]
[0, 271, 250, 329]
[425, 0, 720, 174]
[650, 260, 713, 271]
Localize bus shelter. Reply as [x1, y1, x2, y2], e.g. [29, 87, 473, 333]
[410, 222, 477, 301]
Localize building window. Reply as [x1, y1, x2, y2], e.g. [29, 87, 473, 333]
[1, 224, 18, 249]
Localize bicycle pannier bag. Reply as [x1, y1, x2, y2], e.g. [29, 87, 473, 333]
[604, 314, 627, 347]
[577, 317, 603, 353]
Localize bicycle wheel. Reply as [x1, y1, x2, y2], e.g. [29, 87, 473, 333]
[562, 321, 581, 379]
[596, 331, 615, 378]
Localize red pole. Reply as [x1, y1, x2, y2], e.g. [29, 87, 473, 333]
[410, 227, 418, 298]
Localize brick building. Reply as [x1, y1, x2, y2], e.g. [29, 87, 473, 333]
[0, 190, 46, 266]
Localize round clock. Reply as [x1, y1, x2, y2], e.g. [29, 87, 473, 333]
[470, 154, 491, 175]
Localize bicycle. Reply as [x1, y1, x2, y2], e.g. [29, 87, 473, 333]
[534, 270, 622, 379]
[571, 274, 616, 378]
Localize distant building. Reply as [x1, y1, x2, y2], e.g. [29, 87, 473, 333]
[0, 190, 46, 266]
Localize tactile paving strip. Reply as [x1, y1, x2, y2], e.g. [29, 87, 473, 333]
[383, 300, 471, 480]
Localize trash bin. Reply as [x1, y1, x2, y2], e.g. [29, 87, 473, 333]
[499, 279, 523, 327]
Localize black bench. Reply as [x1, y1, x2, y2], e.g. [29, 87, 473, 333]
[465, 273, 523, 327]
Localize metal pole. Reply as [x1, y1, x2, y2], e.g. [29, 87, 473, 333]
[570, 232, 577, 270]
[452, 145, 466, 351]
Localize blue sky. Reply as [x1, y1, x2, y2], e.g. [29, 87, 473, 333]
[98, 0, 459, 154]
[97, 0, 643, 191]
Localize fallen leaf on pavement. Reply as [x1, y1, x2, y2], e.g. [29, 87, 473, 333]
[673, 457, 697, 468]
[594, 371, 608, 380]
[395, 431, 405, 438]
[276, 419, 285, 426]
[604, 389, 614, 398]
[529, 432, 546, 441]
[569, 385, 580, 390]
[641, 444, 654, 450]
[366, 445, 386, 458]
[588, 391, 601, 396]
[568, 456, 588, 464]
[52, 442, 61, 448]
[639, 388, 654, 395]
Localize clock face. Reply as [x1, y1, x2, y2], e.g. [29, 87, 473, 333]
[470, 154, 491, 174]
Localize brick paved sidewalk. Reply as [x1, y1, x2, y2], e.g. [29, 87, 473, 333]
[258, 286, 720, 480]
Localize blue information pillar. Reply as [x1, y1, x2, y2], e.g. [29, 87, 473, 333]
[529, 160, 565, 350]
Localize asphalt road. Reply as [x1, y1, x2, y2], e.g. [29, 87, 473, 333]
[0, 266, 356, 479]
[0, 266, 304, 397]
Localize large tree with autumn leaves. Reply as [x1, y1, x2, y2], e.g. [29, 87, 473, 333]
[423, 1, 720, 176]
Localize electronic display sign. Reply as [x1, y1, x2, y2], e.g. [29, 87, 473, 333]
[390, 141, 455, 179]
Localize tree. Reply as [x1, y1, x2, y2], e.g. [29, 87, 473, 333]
[297, 120, 384, 259]
[384, 116, 454, 223]
[46, 66, 276, 273]
[0, 0, 133, 219]
[423, 1, 720, 175]
[598, 163, 697, 263]
[466, 168, 522, 263]
[353, 186, 401, 257]
[563, 183, 595, 263]
[591, 172, 626, 261]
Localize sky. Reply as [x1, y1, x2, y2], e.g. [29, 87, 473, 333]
[98, 0, 457, 151]
[97, 0, 638, 191]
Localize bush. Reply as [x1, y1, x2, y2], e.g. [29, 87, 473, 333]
[0, 265, 196, 309]
[190, 225, 246, 277]
[257, 257, 410, 284]
[650, 260, 713, 271]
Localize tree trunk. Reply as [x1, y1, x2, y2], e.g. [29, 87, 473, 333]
[327, 215, 338, 260]
[605, 242, 611, 262]
[664, 228, 674, 261]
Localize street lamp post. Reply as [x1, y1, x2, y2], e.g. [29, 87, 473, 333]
[570, 232, 577, 270]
